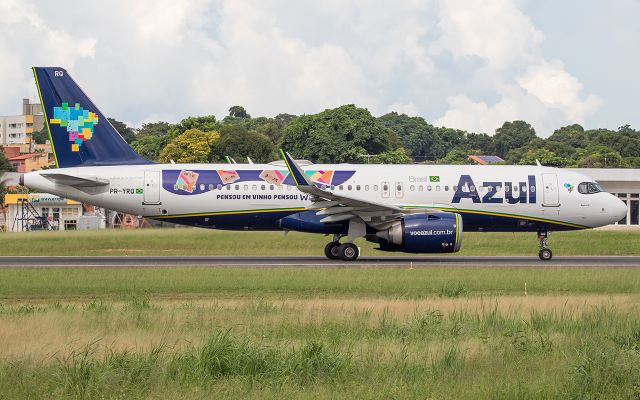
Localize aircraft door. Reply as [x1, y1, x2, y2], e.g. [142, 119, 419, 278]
[541, 173, 559, 207]
[382, 181, 390, 198]
[143, 170, 161, 205]
[395, 182, 404, 198]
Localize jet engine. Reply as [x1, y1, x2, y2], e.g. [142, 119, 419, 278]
[375, 212, 462, 253]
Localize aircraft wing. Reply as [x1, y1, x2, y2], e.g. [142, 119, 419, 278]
[280, 150, 433, 229]
[41, 173, 109, 187]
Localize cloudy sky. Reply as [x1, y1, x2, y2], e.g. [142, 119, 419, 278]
[0, 0, 638, 136]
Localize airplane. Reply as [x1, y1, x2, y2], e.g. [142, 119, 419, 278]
[5, 67, 628, 261]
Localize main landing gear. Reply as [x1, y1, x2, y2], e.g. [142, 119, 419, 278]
[324, 235, 360, 261]
[537, 230, 552, 261]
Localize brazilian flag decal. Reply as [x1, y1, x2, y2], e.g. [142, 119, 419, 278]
[429, 176, 440, 182]
[135, 188, 144, 195]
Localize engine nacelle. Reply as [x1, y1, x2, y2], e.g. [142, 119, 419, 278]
[375, 212, 462, 253]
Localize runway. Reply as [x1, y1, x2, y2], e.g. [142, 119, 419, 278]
[0, 256, 640, 268]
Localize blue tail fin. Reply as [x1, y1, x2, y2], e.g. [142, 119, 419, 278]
[33, 67, 150, 168]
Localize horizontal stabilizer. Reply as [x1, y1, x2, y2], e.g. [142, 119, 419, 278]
[41, 173, 109, 187]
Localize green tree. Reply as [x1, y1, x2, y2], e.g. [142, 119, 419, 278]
[32, 127, 50, 144]
[370, 148, 412, 164]
[169, 115, 220, 139]
[378, 112, 445, 161]
[517, 148, 568, 167]
[0, 151, 15, 210]
[436, 127, 467, 154]
[135, 121, 171, 139]
[107, 118, 136, 143]
[281, 105, 398, 163]
[437, 148, 475, 164]
[158, 129, 220, 163]
[212, 128, 276, 163]
[463, 132, 494, 154]
[574, 145, 625, 168]
[228, 105, 250, 119]
[131, 135, 170, 162]
[493, 120, 537, 158]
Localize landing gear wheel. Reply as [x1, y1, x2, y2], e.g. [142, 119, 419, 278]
[539, 248, 552, 261]
[338, 243, 360, 261]
[324, 241, 341, 260]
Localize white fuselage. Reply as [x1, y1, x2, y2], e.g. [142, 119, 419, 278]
[23, 163, 627, 231]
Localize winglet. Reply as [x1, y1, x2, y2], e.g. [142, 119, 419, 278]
[280, 149, 312, 187]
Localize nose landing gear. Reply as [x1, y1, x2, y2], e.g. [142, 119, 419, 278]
[537, 231, 552, 261]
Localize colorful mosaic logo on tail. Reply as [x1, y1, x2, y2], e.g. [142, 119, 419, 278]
[49, 102, 99, 152]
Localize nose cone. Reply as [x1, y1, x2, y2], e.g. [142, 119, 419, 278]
[610, 195, 627, 223]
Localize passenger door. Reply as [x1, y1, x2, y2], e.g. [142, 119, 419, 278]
[541, 173, 559, 207]
[143, 170, 161, 205]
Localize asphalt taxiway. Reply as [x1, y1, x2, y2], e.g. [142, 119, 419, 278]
[0, 256, 639, 268]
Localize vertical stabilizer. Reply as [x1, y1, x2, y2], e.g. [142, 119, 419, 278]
[33, 67, 150, 168]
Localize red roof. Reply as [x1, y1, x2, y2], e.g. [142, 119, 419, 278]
[8, 153, 46, 161]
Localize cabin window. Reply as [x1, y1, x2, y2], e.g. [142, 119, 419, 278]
[347, 185, 352, 191]
[531, 186, 536, 192]
[261, 185, 266, 190]
[522, 186, 527, 193]
[356, 185, 361, 191]
[235, 184, 239, 190]
[374, 185, 379, 191]
[427, 185, 432, 191]
[200, 184, 205, 191]
[252, 184, 257, 190]
[505, 185, 510, 192]
[339, 185, 344, 191]
[217, 184, 222, 190]
[365, 185, 370, 191]
[470, 186, 476, 192]
[410, 185, 415, 191]
[444, 185, 449, 191]
[513, 185, 518, 192]
[418, 185, 423, 191]
[436, 185, 441, 191]
[452, 185, 457, 191]
[243, 184, 248, 191]
[208, 184, 214, 190]
[226, 185, 230, 190]
[396, 184, 401, 191]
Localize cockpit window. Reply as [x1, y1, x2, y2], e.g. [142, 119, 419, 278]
[578, 182, 604, 194]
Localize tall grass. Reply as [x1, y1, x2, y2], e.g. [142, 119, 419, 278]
[1, 297, 639, 399]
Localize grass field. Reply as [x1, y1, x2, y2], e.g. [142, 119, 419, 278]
[1, 230, 640, 398]
[0, 227, 639, 256]
[1, 265, 640, 399]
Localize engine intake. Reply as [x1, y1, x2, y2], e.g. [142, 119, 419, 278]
[376, 212, 462, 253]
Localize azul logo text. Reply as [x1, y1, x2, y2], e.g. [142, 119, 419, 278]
[452, 175, 537, 204]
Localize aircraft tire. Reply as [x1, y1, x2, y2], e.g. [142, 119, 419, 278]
[324, 242, 341, 260]
[338, 243, 359, 261]
[539, 249, 552, 261]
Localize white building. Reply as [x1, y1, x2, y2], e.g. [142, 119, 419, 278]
[0, 99, 44, 146]
[572, 168, 639, 226]
[2, 193, 83, 232]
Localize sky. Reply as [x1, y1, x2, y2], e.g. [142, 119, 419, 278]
[0, 0, 638, 137]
